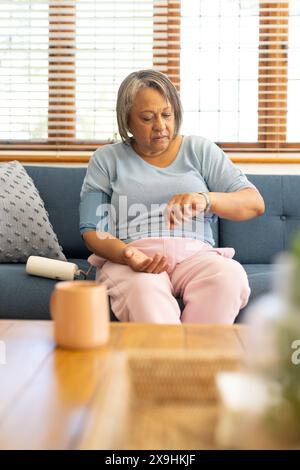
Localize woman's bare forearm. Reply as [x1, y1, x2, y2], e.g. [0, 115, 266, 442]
[209, 188, 265, 221]
[83, 231, 127, 264]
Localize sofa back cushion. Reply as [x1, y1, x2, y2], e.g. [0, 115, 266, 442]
[25, 166, 89, 259]
[25, 165, 220, 259]
[25, 168, 300, 265]
[219, 174, 300, 264]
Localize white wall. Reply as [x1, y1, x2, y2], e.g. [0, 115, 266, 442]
[237, 164, 300, 174]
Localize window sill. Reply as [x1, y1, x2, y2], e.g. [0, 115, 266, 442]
[1, 150, 300, 165]
[0, 150, 92, 164]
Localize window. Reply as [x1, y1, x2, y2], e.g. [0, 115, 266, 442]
[0, 0, 299, 153]
[0, 0, 156, 149]
[0, 0, 49, 142]
[181, 0, 259, 144]
[75, 0, 154, 142]
[181, 0, 300, 151]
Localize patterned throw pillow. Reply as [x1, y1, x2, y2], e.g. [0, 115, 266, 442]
[0, 161, 66, 263]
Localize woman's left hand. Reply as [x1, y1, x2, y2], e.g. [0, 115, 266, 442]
[165, 192, 207, 229]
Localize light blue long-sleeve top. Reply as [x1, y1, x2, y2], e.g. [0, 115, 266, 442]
[79, 135, 256, 246]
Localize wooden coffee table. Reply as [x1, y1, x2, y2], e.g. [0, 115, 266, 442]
[0, 320, 249, 450]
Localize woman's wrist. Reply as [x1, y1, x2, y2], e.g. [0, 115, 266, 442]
[83, 231, 128, 264]
[197, 192, 212, 213]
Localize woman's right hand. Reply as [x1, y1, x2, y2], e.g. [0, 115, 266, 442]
[122, 247, 169, 274]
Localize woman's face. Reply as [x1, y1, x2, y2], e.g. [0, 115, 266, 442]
[128, 87, 175, 157]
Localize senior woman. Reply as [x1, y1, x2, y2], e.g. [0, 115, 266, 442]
[79, 69, 265, 324]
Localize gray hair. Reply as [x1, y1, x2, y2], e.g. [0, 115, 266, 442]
[116, 69, 183, 143]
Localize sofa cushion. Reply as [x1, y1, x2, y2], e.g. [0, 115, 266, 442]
[0, 263, 56, 319]
[235, 263, 275, 322]
[220, 175, 300, 264]
[0, 260, 278, 322]
[25, 166, 90, 259]
[0, 258, 95, 320]
[244, 263, 274, 300]
[0, 161, 66, 263]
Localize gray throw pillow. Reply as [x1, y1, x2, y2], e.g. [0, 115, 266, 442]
[0, 160, 66, 263]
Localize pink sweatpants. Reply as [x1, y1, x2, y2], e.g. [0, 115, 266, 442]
[88, 237, 250, 324]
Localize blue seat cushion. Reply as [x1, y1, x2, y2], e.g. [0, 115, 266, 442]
[0, 261, 274, 321]
[0, 259, 95, 320]
[244, 264, 274, 299]
[236, 263, 275, 322]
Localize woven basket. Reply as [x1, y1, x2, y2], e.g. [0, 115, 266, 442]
[78, 349, 242, 450]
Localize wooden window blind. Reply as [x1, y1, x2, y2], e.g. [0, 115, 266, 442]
[0, 0, 299, 153]
[153, 1, 180, 90]
[48, 1, 76, 143]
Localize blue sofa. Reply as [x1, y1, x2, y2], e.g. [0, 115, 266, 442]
[0, 165, 299, 322]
